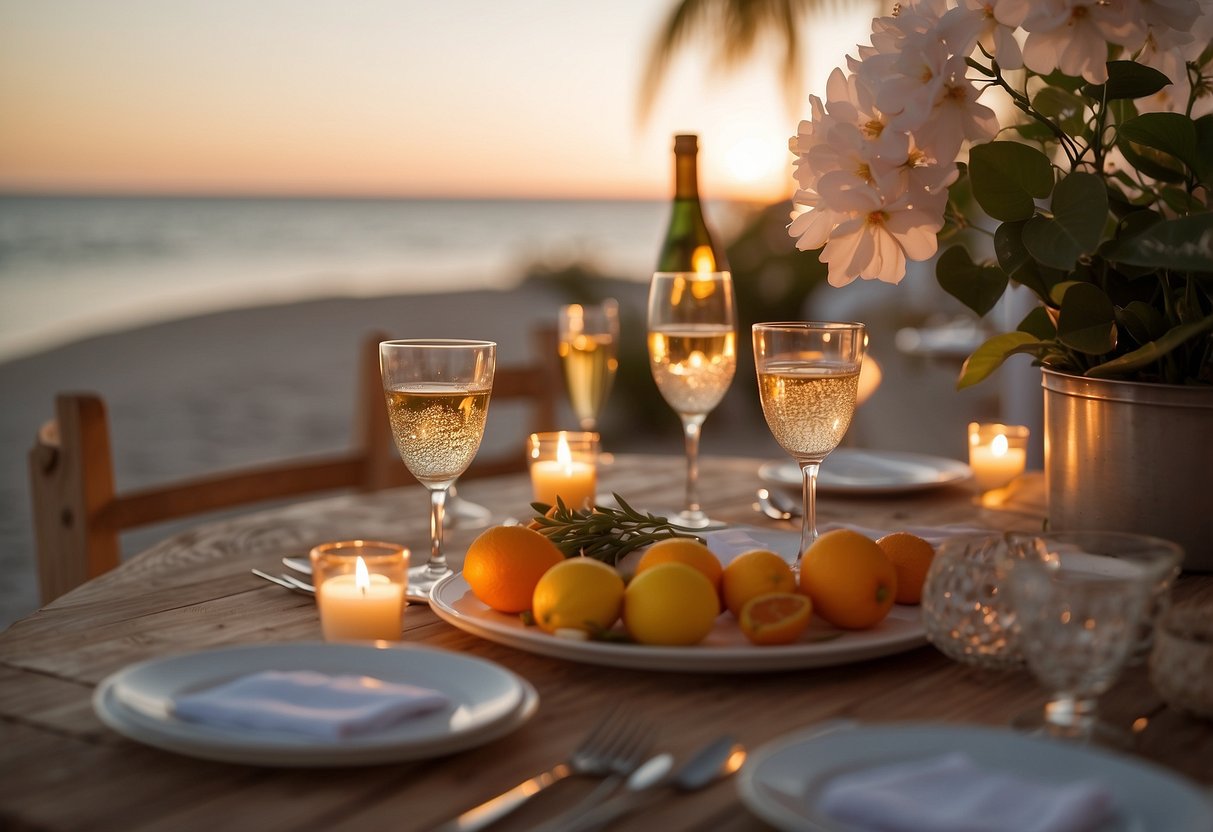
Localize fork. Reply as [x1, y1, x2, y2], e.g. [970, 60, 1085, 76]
[430, 707, 654, 832]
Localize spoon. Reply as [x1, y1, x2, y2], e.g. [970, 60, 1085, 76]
[756, 487, 800, 521]
[563, 735, 746, 832]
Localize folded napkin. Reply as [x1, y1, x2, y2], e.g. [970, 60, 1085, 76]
[172, 670, 450, 740]
[702, 528, 770, 565]
[817, 752, 1115, 832]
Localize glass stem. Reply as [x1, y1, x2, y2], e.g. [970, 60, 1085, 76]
[682, 415, 706, 515]
[798, 461, 821, 568]
[427, 486, 449, 578]
[1045, 693, 1098, 737]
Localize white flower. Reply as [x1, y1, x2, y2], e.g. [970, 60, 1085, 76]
[961, 0, 1024, 69]
[1020, 0, 1146, 83]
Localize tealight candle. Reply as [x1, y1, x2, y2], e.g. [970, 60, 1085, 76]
[528, 431, 598, 509]
[968, 422, 1029, 493]
[309, 540, 408, 642]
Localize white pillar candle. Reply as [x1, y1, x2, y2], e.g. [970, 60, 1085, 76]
[316, 556, 405, 642]
[969, 430, 1027, 492]
[528, 431, 598, 509]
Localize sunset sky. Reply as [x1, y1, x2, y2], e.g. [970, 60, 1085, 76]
[0, 1, 871, 202]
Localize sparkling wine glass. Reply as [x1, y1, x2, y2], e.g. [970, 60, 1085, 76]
[379, 339, 495, 593]
[1005, 530, 1183, 746]
[558, 299, 619, 433]
[647, 271, 736, 529]
[752, 322, 866, 568]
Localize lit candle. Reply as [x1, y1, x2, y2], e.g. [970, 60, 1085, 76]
[968, 423, 1028, 492]
[529, 431, 597, 509]
[316, 556, 405, 642]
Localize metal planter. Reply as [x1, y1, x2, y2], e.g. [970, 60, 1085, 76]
[1042, 368, 1213, 572]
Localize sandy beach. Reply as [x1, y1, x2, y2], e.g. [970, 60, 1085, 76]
[0, 276, 1009, 628]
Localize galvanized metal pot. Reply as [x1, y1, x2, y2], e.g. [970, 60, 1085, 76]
[1042, 368, 1213, 572]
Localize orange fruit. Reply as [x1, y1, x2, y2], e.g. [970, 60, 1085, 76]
[738, 592, 812, 646]
[531, 557, 624, 635]
[800, 529, 897, 630]
[876, 532, 935, 605]
[635, 537, 722, 591]
[721, 549, 797, 618]
[623, 562, 720, 646]
[462, 525, 564, 613]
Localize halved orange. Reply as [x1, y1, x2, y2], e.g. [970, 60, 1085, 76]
[738, 592, 812, 646]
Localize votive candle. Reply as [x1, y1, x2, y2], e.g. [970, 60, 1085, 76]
[309, 540, 408, 642]
[528, 431, 598, 509]
[968, 422, 1029, 492]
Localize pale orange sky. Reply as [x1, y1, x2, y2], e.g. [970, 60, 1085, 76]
[0, 1, 871, 202]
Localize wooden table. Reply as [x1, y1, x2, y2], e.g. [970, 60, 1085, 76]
[2, 454, 1210, 831]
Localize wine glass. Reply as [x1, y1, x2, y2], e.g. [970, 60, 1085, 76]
[379, 339, 496, 593]
[647, 271, 736, 529]
[1005, 530, 1183, 746]
[752, 322, 866, 568]
[558, 300, 619, 433]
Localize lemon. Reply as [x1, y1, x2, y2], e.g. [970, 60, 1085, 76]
[623, 562, 720, 646]
[531, 557, 625, 635]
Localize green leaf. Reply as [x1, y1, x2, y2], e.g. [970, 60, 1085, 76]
[994, 220, 1059, 300]
[1119, 112, 1200, 173]
[1119, 300, 1167, 344]
[1106, 214, 1213, 271]
[969, 141, 1055, 222]
[1082, 61, 1171, 100]
[1033, 86, 1085, 120]
[1019, 306, 1057, 340]
[936, 245, 1008, 317]
[1057, 282, 1117, 355]
[1021, 172, 1108, 270]
[1039, 70, 1087, 92]
[1115, 136, 1187, 183]
[1194, 114, 1213, 185]
[957, 331, 1043, 389]
[1086, 316, 1213, 378]
[1011, 122, 1055, 143]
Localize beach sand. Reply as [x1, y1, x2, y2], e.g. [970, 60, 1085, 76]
[0, 278, 1001, 628]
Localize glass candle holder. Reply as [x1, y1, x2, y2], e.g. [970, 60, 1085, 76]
[527, 431, 599, 510]
[968, 422, 1029, 492]
[309, 540, 409, 642]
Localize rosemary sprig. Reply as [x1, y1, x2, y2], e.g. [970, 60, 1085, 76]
[529, 493, 704, 566]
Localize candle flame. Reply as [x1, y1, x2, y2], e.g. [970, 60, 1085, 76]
[355, 556, 370, 594]
[991, 433, 1009, 457]
[556, 432, 573, 473]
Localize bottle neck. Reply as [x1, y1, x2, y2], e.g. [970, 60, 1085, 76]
[674, 151, 700, 200]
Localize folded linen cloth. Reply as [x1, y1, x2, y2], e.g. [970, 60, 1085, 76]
[172, 670, 450, 740]
[701, 528, 771, 565]
[817, 752, 1115, 832]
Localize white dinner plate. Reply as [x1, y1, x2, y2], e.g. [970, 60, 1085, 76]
[93, 642, 538, 767]
[737, 722, 1213, 832]
[759, 448, 972, 496]
[430, 529, 926, 673]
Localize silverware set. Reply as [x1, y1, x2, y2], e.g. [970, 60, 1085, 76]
[754, 487, 801, 521]
[431, 708, 744, 832]
[251, 558, 431, 604]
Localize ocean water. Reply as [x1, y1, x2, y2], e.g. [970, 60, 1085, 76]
[0, 195, 744, 362]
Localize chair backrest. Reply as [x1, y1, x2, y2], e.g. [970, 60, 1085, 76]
[28, 328, 560, 603]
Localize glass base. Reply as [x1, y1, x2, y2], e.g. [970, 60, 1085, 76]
[668, 508, 728, 531]
[407, 563, 453, 597]
[1010, 703, 1135, 750]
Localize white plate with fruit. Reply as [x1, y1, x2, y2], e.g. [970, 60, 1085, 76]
[430, 524, 929, 674]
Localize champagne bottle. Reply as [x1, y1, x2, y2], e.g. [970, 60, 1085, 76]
[656, 134, 728, 274]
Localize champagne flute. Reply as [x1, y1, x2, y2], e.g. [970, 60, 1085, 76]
[379, 339, 495, 593]
[647, 271, 736, 529]
[753, 322, 865, 568]
[558, 300, 619, 434]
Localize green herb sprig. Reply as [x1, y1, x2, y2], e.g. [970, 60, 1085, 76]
[529, 493, 704, 566]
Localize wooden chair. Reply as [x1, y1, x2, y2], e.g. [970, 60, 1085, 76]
[28, 329, 560, 603]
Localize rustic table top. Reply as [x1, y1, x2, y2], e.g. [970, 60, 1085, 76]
[2, 453, 1210, 831]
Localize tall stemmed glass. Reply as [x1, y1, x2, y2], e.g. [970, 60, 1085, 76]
[647, 271, 736, 529]
[558, 300, 619, 433]
[753, 322, 866, 569]
[380, 339, 495, 593]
